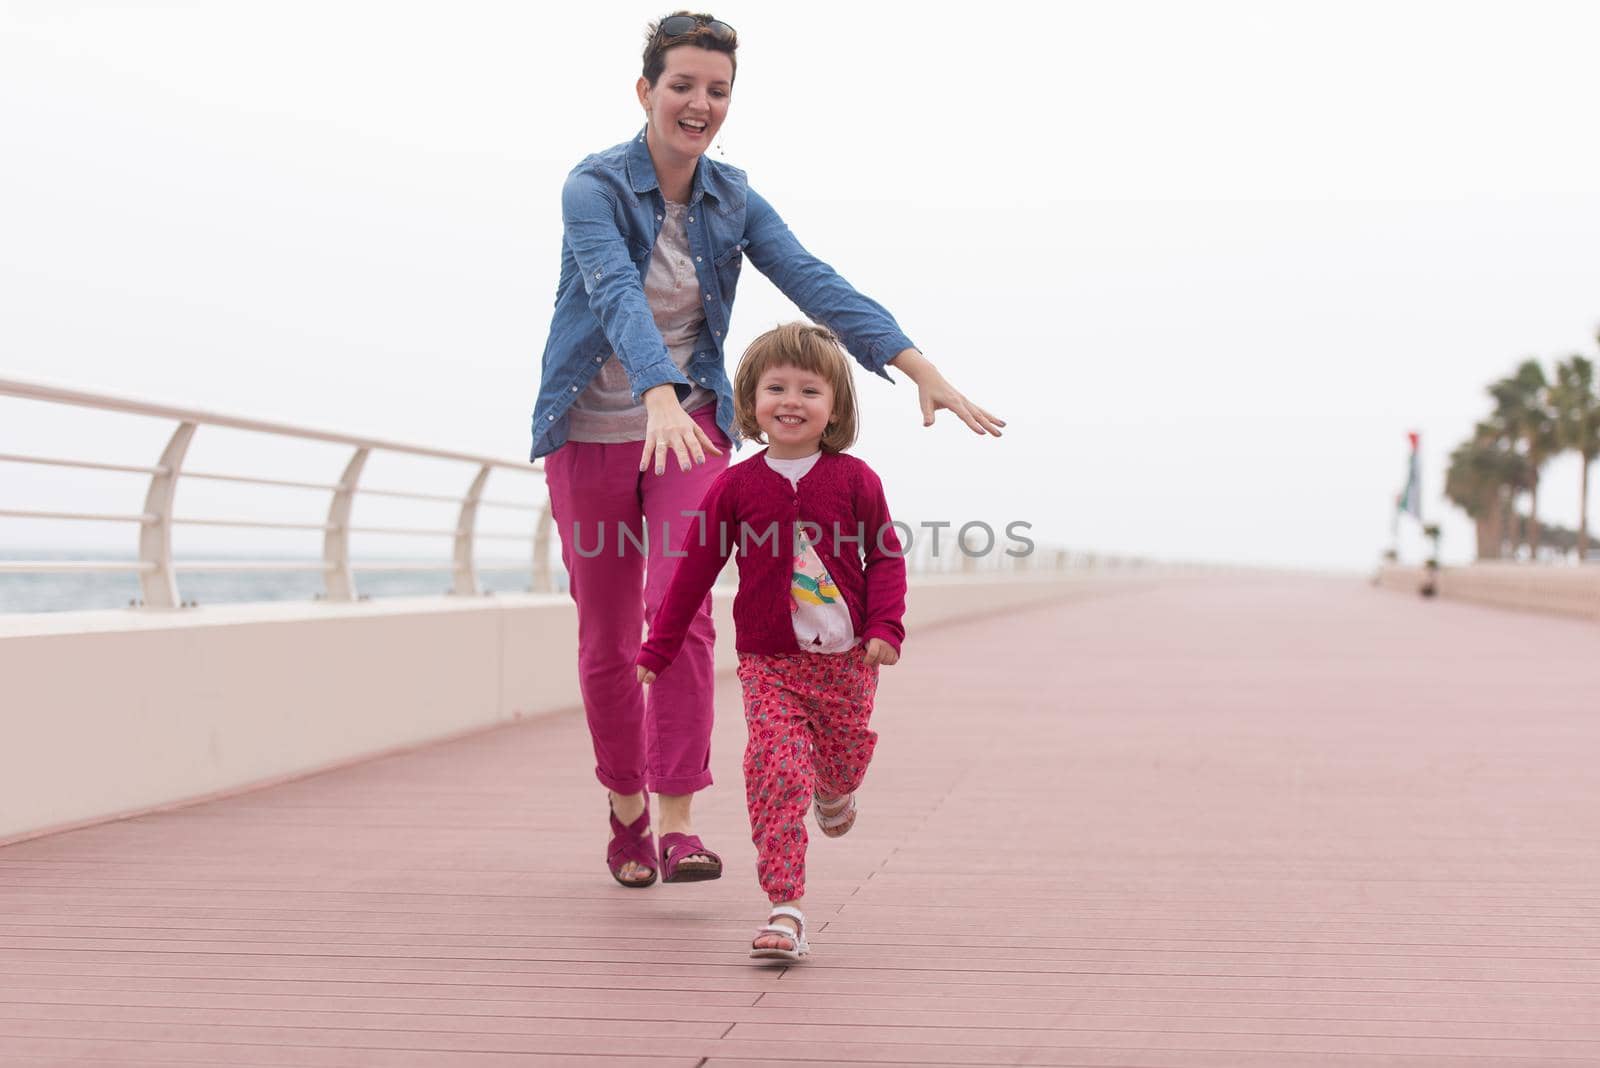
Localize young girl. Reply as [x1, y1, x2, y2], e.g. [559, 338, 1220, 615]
[635, 322, 907, 960]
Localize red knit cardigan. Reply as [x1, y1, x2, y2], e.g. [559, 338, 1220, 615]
[637, 450, 907, 675]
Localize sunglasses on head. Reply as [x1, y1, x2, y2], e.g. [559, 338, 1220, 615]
[656, 14, 736, 43]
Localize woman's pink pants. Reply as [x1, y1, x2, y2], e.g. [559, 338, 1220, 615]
[541, 407, 730, 796]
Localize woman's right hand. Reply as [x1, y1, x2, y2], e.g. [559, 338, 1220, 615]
[640, 384, 723, 475]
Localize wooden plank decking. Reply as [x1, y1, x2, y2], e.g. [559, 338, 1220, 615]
[2, 577, 1597, 1066]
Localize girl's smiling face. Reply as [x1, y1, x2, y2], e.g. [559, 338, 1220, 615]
[637, 46, 733, 169]
[755, 364, 835, 458]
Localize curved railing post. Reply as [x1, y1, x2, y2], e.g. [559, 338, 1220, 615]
[452, 464, 491, 596]
[138, 421, 196, 609]
[323, 447, 369, 602]
[532, 501, 554, 593]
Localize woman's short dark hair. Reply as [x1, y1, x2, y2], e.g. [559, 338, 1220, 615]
[642, 11, 738, 87]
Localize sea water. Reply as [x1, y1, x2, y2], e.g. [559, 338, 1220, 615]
[0, 552, 564, 614]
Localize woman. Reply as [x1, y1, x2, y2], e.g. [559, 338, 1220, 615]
[532, 11, 1003, 888]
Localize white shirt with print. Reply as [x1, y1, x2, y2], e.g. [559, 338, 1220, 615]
[764, 452, 858, 654]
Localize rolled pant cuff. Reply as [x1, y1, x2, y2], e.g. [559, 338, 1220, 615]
[595, 769, 647, 796]
[648, 770, 714, 795]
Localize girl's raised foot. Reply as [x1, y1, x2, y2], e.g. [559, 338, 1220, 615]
[813, 791, 857, 838]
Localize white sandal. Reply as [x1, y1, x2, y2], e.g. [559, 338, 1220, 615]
[813, 792, 856, 838]
[750, 905, 809, 961]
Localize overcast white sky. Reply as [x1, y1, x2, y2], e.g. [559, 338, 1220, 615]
[3, 0, 1600, 569]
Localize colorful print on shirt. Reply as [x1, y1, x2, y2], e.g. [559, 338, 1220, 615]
[789, 530, 856, 653]
[791, 533, 840, 609]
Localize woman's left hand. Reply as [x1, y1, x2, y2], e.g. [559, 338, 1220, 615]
[863, 638, 899, 667]
[888, 349, 1006, 437]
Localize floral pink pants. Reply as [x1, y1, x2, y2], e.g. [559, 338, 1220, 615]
[736, 646, 879, 903]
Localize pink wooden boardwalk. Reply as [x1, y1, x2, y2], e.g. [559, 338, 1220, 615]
[2, 577, 1598, 1066]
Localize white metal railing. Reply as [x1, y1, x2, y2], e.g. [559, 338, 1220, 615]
[0, 376, 554, 608]
[2, 376, 1190, 613]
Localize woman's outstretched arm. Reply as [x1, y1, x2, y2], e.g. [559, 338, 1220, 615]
[742, 186, 1005, 437]
[560, 170, 721, 472]
[560, 170, 682, 397]
[885, 348, 1006, 437]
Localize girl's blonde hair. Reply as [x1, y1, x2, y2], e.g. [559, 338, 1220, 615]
[733, 322, 859, 453]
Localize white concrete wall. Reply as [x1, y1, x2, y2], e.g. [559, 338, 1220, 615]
[1376, 563, 1600, 621]
[0, 571, 1164, 843]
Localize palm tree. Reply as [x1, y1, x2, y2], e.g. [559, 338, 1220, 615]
[1489, 359, 1556, 556]
[1444, 420, 1524, 559]
[1552, 352, 1600, 560]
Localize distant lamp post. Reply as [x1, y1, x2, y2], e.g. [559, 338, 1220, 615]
[1420, 523, 1442, 598]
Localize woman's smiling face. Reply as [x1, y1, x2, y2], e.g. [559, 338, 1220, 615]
[637, 45, 733, 167]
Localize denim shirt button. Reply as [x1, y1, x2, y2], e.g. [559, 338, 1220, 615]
[687, 216, 694, 223]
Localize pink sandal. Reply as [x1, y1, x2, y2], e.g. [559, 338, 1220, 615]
[659, 832, 723, 882]
[607, 794, 657, 888]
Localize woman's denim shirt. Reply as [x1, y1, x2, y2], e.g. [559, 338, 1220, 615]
[530, 129, 915, 459]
